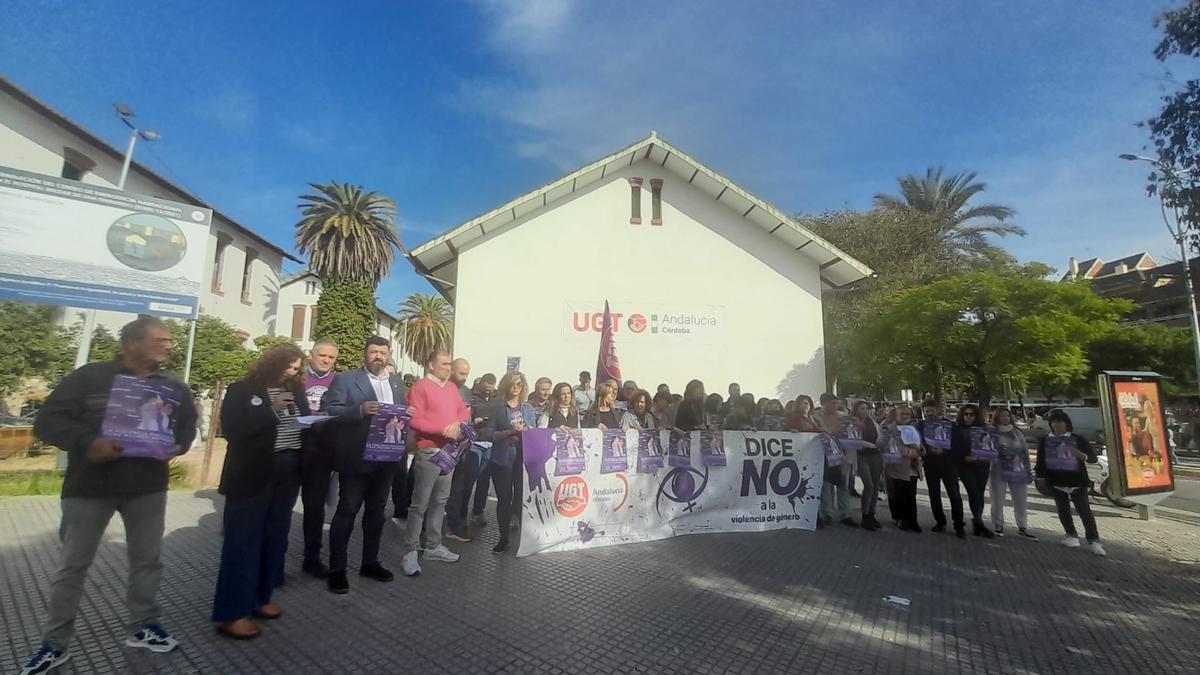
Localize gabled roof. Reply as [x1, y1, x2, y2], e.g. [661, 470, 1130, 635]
[407, 132, 873, 302]
[1095, 252, 1155, 278]
[0, 76, 300, 263]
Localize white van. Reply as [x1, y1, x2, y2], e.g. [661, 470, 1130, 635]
[1030, 407, 1106, 446]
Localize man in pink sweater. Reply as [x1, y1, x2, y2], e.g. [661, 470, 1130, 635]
[402, 349, 470, 576]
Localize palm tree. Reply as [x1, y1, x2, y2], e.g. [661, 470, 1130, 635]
[398, 293, 454, 365]
[294, 181, 401, 285]
[874, 167, 1024, 259]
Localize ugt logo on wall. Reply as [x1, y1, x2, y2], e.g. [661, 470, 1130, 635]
[554, 476, 590, 518]
[568, 304, 719, 337]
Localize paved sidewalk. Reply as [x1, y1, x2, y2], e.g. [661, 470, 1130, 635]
[2, 488, 1200, 674]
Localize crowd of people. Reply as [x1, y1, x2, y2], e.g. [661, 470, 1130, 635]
[18, 316, 1106, 674]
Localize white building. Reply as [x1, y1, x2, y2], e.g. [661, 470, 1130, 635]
[276, 270, 414, 371]
[408, 133, 872, 400]
[0, 76, 299, 343]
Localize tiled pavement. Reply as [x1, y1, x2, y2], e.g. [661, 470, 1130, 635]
[2, 488, 1200, 674]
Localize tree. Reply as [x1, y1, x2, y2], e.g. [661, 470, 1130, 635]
[397, 293, 453, 365]
[295, 181, 402, 371]
[1143, 1, 1200, 224]
[874, 167, 1025, 260]
[165, 315, 255, 391]
[1087, 323, 1196, 397]
[88, 326, 119, 363]
[856, 268, 1131, 408]
[0, 302, 75, 403]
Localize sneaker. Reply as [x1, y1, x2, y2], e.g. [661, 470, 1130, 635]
[422, 545, 460, 563]
[993, 525, 1005, 537]
[125, 624, 178, 653]
[445, 530, 473, 543]
[1061, 535, 1082, 548]
[1017, 528, 1038, 541]
[20, 644, 70, 674]
[401, 550, 421, 576]
[1088, 541, 1107, 557]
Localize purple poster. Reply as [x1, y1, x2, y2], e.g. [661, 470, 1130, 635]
[923, 420, 952, 450]
[554, 429, 587, 476]
[1044, 435, 1079, 471]
[821, 433, 844, 466]
[881, 430, 905, 465]
[969, 427, 998, 461]
[835, 416, 873, 450]
[364, 403, 409, 462]
[100, 375, 181, 460]
[698, 431, 726, 467]
[601, 430, 628, 473]
[429, 423, 477, 474]
[668, 432, 692, 468]
[998, 440, 1031, 483]
[636, 429, 664, 472]
[506, 356, 521, 373]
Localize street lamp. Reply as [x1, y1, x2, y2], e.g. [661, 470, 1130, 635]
[113, 103, 159, 190]
[1120, 153, 1200, 399]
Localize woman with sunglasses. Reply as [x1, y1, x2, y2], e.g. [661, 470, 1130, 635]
[953, 404, 994, 538]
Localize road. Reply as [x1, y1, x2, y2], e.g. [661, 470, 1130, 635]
[1162, 473, 1200, 513]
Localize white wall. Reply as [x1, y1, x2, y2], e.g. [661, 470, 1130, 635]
[453, 160, 827, 400]
[0, 87, 283, 344]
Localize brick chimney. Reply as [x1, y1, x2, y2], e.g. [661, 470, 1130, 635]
[1068, 256, 1079, 278]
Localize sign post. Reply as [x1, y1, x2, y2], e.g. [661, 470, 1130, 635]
[1097, 371, 1176, 520]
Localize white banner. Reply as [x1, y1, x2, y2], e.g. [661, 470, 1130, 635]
[517, 428, 826, 557]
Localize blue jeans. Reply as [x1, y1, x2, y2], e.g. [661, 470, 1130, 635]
[212, 451, 300, 623]
[328, 460, 396, 572]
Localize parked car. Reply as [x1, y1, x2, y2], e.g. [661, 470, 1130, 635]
[1030, 406, 1106, 446]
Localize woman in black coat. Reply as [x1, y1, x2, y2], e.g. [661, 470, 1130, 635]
[212, 345, 308, 639]
[953, 403, 994, 539]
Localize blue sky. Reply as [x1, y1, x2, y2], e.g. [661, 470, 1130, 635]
[0, 0, 1188, 309]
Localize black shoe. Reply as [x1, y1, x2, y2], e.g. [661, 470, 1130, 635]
[359, 562, 395, 582]
[907, 522, 923, 533]
[327, 571, 349, 595]
[840, 517, 860, 528]
[955, 528, 966, 539]
[493, 539, 509, 553]
[932, 523, 947, 533]
[302, 560, 329, 579]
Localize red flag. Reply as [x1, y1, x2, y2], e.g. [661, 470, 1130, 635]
[595, 300, 622, 386]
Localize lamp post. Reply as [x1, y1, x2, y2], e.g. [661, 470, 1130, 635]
[71, 105, 162, 371]
[1120, 153, 1200, 399]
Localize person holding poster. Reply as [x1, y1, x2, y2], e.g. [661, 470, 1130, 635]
[24, 318, 195, 674]
[882, 405, 922, 532]
[818, 393, 857, 528]
[917, 400, 965, 537]
[850, 400, 885, 531]
[298, 339, 339, 580]
[1036, 410, 1105, 556]
[324, 337, 409, 595]
[620, 390, 656, 431]
[478, 371, 536, 553]
[952, 404, 995, 539]
[538, 382, 581, 431]
[583, 382, 622, 431]
[402, 349, 471, 574]
[988, 409, 1036, 540]
[211, 345, 309, 639]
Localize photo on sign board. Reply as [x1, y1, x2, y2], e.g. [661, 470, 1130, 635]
[1108, 378, 1174, 495]
[105, 213, 188, 272]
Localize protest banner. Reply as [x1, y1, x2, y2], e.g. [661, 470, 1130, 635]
[516, 429, 825, 557]
[100, 375, 182, 459]
[364, 404, 409, 462]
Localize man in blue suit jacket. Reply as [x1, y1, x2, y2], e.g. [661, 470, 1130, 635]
[324, 337, 408, 595]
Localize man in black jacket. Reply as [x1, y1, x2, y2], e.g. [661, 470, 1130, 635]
[323, 337, 408, 594]
[20, 317, 196, 675]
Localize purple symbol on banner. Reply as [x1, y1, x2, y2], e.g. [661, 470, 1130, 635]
[924, 420, 953, 450]
[554, 429, 587, 475]
[668, 432, 692, 468]
[520, 429, 556, 523]
[364, 403, 409, 462]
[637, 430, 665, 472]
[576, 521, 604, 543]
[1045, 436, 1079, 471]
[656, 465, 709, 516]
[699, 431, 726, 467]
[100, 375, 181, 460]
[601, 430, 628, 473]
